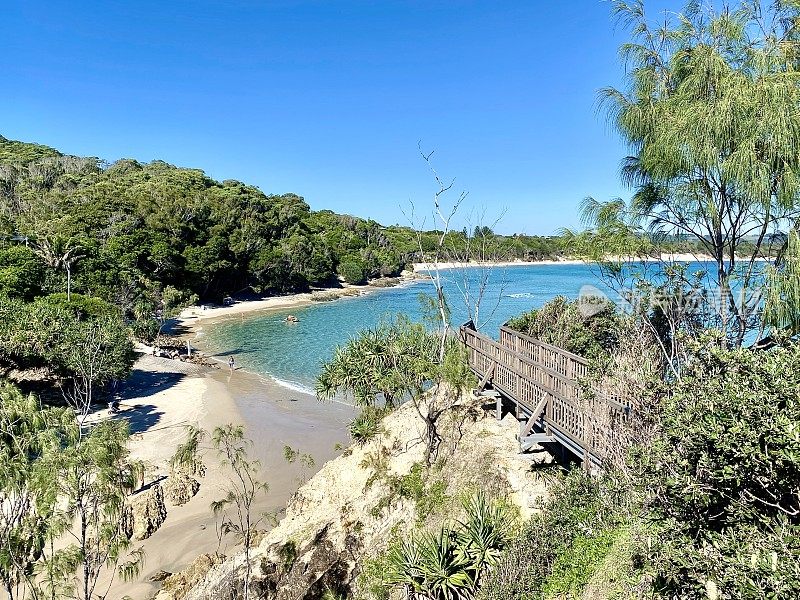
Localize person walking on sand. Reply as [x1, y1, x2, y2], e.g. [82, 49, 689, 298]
[228, 356, 235, 371]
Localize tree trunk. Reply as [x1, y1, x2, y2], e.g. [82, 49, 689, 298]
[81, 509, 89, 600]
[424, 414, 441, 466]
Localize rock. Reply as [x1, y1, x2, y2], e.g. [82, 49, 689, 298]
[368, 277, 400, 288]
[251, 526, 357, 600]
[155, 553, 226, 600]
[124, 483, 167, 541]
[165, 472, 200, 506]
[150, 570, 172, 582]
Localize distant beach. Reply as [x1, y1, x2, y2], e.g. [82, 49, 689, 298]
[410, 252, 764, 272]
[175, 274, 425, 327]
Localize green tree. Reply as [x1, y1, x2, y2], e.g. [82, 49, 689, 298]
[211, 425, 270, 600]
[337, 257, 367, 285]
[593, 0, 800, 347]
[60, 315, 135, 430]
[0, 246, 46, 300]
[764, 229, 800, 337]
[48, 420, 145, 600]
[316, 316, 437, 409]
[317, 314, 472, 463]
[0, 385, 74, 600]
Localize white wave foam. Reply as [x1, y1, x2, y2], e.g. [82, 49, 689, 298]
[270, 376, 355, 406]
[271, 377, 315, 395]
[506, 292, 534, 298]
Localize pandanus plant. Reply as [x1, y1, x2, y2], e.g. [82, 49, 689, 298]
[386, 493, 516, 600]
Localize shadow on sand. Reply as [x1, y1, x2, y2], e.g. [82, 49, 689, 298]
[113, 403, 165, 435]
[117, 369, 186, 399]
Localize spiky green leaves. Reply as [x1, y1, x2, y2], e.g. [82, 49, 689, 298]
[385, 493, 516, 600]
[316, 316, 440, 408]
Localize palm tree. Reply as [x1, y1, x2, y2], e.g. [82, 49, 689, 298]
[33, 235, 85, 301]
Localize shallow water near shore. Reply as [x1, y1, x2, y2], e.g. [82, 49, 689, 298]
[196, 260, 736, 393]
[198, 263, 617, 392]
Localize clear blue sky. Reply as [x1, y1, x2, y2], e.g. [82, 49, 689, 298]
[2, 1, 677, 235]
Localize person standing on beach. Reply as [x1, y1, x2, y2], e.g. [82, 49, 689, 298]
[229, 356, 235, 371]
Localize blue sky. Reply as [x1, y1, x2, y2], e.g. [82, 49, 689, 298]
[2, 1, 677, 234]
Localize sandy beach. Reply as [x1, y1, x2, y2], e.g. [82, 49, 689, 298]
[412, 258, 587, 271]
[96, 350, 355, 599]
[177, 292, 321, 325]
[411, 252, 772, 272]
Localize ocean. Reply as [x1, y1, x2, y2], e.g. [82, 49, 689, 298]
[197, 263, 623, 394]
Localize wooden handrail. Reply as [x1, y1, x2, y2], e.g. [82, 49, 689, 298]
[460, 323, 629, 464]
[463, 326, 628, 411]
[498, 325, 589, 365]
[463, 335, 586, 391]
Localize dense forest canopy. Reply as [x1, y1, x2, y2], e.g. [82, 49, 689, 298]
[0, 135, 568, 309]
[0, 133, 754, 351]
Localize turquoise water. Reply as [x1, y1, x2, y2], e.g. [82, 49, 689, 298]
[198, 263, 617, 393]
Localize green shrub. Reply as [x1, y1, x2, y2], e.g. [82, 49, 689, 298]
[357, 552, 393, 600]
[641, 340, 800, 598]
[396, 463, 448, 521]
[338, 257, 368, 285]
[386, 493, 515, 600]
[278, 540, 297, 571]
[131, 315, 160, 342]
[36, 292, 117, 319]
[505, 295, 621, 361]
[349, 407, 387, 445]
[368, 462, 449, 521]
[478, 469, 629, 600]
[541, 527, 621, 597]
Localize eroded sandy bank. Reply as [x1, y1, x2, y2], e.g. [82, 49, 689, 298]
[96, 352, 354, 599]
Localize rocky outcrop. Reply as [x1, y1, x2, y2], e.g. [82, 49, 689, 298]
[158, 553, 228, 600]
[165, 471, 201, 506]
[123, 483, 168, 541]
[155, 392, 553, 600]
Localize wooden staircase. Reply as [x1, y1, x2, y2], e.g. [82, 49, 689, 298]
[462, 322, 629, 470]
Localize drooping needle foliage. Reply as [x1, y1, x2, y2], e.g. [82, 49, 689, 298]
[572, 0, 800, 347]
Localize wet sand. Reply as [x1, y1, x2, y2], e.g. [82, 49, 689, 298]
[104, 353, 355, 599]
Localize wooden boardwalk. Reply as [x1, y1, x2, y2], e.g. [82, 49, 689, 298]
[460, 322, 629, 470]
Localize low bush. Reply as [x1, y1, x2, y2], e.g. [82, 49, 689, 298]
[386, 493, 516, 600]
[505, 295, 622, 361]
[349, 407, 387, 445]
[640, 340, 800, 598]
[477, 469, 632, 600]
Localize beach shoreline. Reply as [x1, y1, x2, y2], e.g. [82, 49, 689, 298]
[412, 252, 773, 271]
[173, 274, 426, 329]
[171, 251, 773, 340]
[102, 350, 355, 599]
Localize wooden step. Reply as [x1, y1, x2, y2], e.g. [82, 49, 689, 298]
[520, 433, 556, 452]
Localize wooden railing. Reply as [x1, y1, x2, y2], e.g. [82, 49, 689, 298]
[460, 323, 628, 467]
